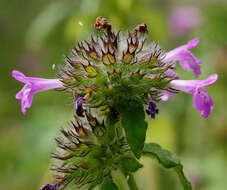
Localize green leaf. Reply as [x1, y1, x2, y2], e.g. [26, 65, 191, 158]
[118, 102, 147, 158]
[118, 156, 143, 173]
[143, 143, 180, 168]
[101, 177, 119, 190]
[143, 143, 192, 190]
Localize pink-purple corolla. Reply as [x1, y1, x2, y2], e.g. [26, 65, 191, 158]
[161, 74, 218, 118]
[164, 38, 202, 78]
[12, 70, 63, 115]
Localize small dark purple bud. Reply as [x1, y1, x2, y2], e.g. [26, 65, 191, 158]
[40, 183, 59, 190]
[75, 97, 85, 117]
[146, 99, 159, 119]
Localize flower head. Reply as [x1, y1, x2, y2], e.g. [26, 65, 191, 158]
[164, 38, 202, 78]
[169, 74, 218, 118]
[50, 113, 132, 189]
[12, 70, 63, 114]
[59, 20, 178, 115]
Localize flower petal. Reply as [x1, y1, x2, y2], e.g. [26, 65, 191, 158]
[12, 70, 30, 84]
[164, 38, 202, 78]
[170, 74, 218, 94]
[165, 68, 178, 78]
[186, 38, 199, 49]
[193, 87, 214, 118]
[177, 50, 201, 78]
[169, 74, 217, 118]
[18, 86, 34, 115]
[160, 90, 175, 101]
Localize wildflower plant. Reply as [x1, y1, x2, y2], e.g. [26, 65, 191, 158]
[13, 17, 217, 190]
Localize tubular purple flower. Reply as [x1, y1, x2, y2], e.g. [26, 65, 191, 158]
[160, 90, 174, 101]
[164, 38, 202, 78]
[40, 183, 59, 190]
[169, 74, 218, 118]
[165, 68, 178, 78]
[75, 96, 85, 117]
[160, 68, 178, 101]
[146, 98, 159, 119]
[12, 70, 63, 115]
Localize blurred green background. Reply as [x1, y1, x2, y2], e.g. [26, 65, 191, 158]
[1, 0, 227, 189]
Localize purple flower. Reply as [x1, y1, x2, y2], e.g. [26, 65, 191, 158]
[164, 38, 202, 78]
[169, 6, 201, 37]
[165, 68, 178, 78]
[146, 98, 159, 119]
[12, 70, 63, 115]
[75, 96, 85, 117]
[164, 74, 218, 118]
[160, 90, 175, 102]
[40, 183, 59, 190]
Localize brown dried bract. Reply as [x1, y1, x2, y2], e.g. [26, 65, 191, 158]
[94, 16, 112, 32]
[132, 23, 148, 36]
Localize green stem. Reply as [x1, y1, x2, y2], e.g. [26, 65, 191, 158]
[112, 169, 130, 190]
[127, 173, 139, 190]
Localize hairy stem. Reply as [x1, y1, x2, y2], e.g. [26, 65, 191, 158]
[127, 173, 139, 190]
[112, 169, 130, 190]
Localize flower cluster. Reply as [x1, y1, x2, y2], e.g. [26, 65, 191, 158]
[12, 17, 217, 189]
[12, 21, 217, 118]
[47, 112, 135, 189]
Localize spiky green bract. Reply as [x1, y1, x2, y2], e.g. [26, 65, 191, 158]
[143, 143, 192, 190]
[51, 112, 142, 190]
[59, 30, 177, 112]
